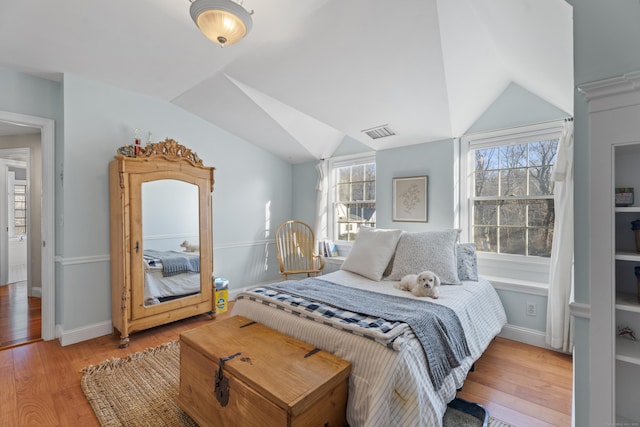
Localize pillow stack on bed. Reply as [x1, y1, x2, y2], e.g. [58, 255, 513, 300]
[340, 227, 479, 284]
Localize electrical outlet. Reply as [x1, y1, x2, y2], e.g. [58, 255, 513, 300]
[526, 302, 537, 317]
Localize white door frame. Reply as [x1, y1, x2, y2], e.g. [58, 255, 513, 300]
[0, 154, 29, 285]
[0, 163, 7, 284]
[0, 111, 55, 340]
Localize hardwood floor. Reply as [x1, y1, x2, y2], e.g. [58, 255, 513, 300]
[457, 337, 573, 427]
[0, 304, 572, 427]
[0, 281, 41, 350]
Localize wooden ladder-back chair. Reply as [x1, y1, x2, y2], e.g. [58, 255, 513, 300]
[275, 220, 325, 280]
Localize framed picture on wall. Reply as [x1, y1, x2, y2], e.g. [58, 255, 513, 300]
[392, 176, 428, 222]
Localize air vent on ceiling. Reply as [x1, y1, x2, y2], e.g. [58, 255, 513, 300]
[361, 124, 396, 140]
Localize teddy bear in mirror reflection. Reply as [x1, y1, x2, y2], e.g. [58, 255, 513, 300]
[180, 241, 199, 252]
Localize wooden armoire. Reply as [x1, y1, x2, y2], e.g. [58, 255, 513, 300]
[109, 138, 215, 348]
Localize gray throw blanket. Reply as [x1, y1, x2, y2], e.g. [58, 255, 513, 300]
[143, 250, 199, 277]
[265, 278, 470, 390]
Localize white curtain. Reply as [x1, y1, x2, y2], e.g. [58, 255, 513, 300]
[314, 159, 328, 250]
[546, 120, 574, 352]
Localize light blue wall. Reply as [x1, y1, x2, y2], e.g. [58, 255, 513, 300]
[0, 68, 62, 120]
[376, 139, 455, 230]
[292, 162, 317, 224]
[495, 289, 547, 332]
[332, 135, 372, 157]
[0, 70, 292, 333]
[291, 138, 457, 232]
[0, 67, 65, 323]
[58, 74, 292, 330]
[467, 83, 569, 134]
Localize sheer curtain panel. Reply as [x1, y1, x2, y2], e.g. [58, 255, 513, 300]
[546, 120, 574, 352]
[314, 159, 328, 248]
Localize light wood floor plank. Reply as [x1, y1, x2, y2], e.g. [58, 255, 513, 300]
[457, 336, 572, 426]
[0, 282, 41, 350]
[458, 380, 571, 426]
[0, 365, 18, 427]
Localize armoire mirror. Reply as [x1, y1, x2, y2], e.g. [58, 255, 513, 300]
[141, 179, 200, 307]
[110, 138, 215, 348]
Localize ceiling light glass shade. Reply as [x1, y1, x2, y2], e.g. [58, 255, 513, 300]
[190, 0, 253, 47]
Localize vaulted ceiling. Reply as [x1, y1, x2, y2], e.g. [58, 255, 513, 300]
[0, 0, 573, 164]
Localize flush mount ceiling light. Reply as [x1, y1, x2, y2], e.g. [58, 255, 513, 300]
[190, 0, 253, 47]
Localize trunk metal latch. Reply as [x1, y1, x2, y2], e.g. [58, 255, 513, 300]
[214, 352, 241, 407]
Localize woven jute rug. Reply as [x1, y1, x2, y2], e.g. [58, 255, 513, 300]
[81, 341, 512, 427]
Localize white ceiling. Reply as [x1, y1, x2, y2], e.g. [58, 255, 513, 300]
[0, 0, 573, 164]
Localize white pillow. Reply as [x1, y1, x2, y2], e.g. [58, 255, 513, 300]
[387, 229, 461, 285]
[341, 227, 403, 281]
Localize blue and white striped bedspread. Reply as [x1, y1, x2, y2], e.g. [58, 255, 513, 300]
[233, 272, 508, 427]
[241, 278, 470, 391]
[239, 285, 411, 350]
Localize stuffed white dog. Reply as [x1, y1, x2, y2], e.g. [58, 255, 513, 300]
[180, 240, 199, 252]
[395, 270, 441, 299]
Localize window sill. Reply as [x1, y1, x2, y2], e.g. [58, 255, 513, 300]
[477, 253, 550, 284]
[323, 256, 346, 265]
[483, 274, 549, 297]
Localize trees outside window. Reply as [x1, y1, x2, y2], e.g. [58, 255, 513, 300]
[329, 155, 376, 242]
[470, 136, 559, 258]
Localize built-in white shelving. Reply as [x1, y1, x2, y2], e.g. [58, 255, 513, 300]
[581, 71, 640, 425]
[615, 206, 640, 213]
[617, 414, 637, 424]
[614, 143, 640, 423]
[616, 336, 640, 365]
[616, 292, 640, 313]
[615, 251, 640, 262]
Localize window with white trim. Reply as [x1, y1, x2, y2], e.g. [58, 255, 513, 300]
[328, 153, 376, 242]
[461, 122, 563, 262]
[13, 182, 27, 236]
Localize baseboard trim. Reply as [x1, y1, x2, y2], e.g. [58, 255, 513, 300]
[54, 282, 277, 346]
[498, 323, 560, 351]
[55, 294, 552, 350]
[56, 320, 113, 347]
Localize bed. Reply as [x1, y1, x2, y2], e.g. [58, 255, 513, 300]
[143, 250, 201, 305]
[231, 227, 507, 427]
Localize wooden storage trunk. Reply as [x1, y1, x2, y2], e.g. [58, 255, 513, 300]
[178, 315, 351, 427]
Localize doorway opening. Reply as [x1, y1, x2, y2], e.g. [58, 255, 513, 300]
[0, 111, 55, 345]
[0, 146, 39, 348]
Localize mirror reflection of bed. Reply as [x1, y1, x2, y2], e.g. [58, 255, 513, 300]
[141, 179, 201, 306]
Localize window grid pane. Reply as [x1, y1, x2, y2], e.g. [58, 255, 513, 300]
[14, 184, 27, 235]
[333, 162, 376, 241]
[470, 138, 558, 258]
